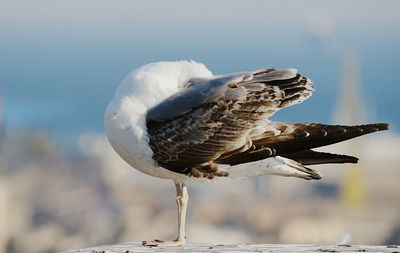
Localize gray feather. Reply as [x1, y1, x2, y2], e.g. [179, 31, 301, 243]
[147, 73, 245, 123]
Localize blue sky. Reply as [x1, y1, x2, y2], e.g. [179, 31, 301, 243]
[1, 0, 399, 146]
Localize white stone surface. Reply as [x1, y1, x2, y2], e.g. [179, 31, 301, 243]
[60, 242, 400, 253]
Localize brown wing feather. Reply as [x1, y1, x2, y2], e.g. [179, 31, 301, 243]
[256, 122, 389, 154]
[146, 68, 314, 178]
[283, 150, 358, 165]
[216, 122, 389, 166]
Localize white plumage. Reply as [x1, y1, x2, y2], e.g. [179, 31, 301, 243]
[105, 61, 212, 181]
[105, 61, 316, 182]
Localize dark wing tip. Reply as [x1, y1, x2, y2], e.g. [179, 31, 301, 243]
[328, 154, 359, 164]
[362, 123, 390, 133]
[376, 123, 390, 131]
[348, 156, 359, 164]
[283, 149, 359, 166]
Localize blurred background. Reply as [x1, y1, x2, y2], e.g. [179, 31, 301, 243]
[1, 0, 400, 252]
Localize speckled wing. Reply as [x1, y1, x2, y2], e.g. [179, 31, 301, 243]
[146, 68, 315, 177]
[216, 122, 389, 166]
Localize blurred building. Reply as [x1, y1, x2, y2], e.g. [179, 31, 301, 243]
[0, 128, 399, 253]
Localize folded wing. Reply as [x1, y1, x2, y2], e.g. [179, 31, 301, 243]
[146, 68, 315, 177]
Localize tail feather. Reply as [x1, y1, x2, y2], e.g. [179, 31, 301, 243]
[278, 157, 322, 180]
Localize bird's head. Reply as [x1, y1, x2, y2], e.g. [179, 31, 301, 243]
[113, 60, 212, 110]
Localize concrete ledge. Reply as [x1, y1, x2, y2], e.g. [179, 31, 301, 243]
[60, 242, 400, 253]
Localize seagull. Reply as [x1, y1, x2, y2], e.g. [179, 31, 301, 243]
[104, 60, 389, 246]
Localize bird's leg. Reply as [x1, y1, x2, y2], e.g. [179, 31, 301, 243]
[176, 182, 188, 243]
[143, 182, 188, 247]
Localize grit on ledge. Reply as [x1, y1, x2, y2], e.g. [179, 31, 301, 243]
[60, 242, 399, 253]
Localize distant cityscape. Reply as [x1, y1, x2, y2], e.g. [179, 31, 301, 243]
[0, 56, 399, 253]
[0, 125, 399, 253]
